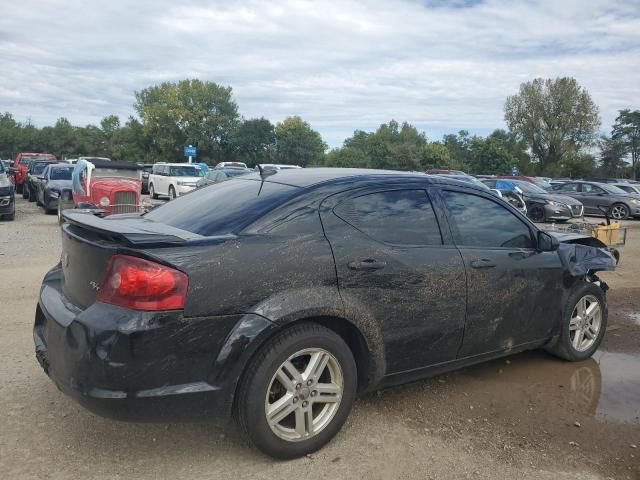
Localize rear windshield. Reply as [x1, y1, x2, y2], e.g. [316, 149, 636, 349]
[32, 163, 51, 175]
[170, 166, 204, 177]
[49, 167, 73, 180]
[145, 179, 299, 236]
[20, 155, 54, 164]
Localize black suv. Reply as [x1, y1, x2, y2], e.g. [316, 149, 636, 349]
[34, 169, 614, 458]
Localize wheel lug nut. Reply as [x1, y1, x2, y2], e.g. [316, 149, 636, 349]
[311, 391, 317, 397]
[302, 401, 308, 407]
[293, 397, 298, 403]
[306, 380, 313, 386]
[296, 383, 301, 390]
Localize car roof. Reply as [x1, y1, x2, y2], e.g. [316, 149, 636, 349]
[241, 167, 488, 192]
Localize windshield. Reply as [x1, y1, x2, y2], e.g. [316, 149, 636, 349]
[20, 155, 54, 164]
[92, 168, 139, 179]
[533, 179, 552, 190]
[601, 184, 628, 194]
[511, 180, 547, 194]
[49, 167, 73, 180]
[169, 166, 204, 177]
[224, 169, 249, 177]
[145, 178, 298, 236]
[32, 163, 51, 175]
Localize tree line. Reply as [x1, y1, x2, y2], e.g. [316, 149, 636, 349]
[0, 77, 638, 178]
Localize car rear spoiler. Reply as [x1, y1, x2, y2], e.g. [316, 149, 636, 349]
[62, 210, 207, 246]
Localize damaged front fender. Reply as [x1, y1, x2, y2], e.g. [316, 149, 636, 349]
[552, 232, 617, 277]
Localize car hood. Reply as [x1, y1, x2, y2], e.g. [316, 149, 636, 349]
[45, 179, 73, 190]
[91, 177, 140, 190]
[526, 193, 581, 205]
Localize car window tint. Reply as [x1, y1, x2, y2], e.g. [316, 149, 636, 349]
[334, 190, 442, 246]
[582, 184, 604, 194]
[559, 183, 579, 192]
[145, 179, 299, 236]
[442, 190, 534, 249]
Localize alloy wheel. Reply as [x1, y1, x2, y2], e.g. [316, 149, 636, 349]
[265, 348, 343, 442]
[610, 204, 628, 220]
[569, 294, 602, 352]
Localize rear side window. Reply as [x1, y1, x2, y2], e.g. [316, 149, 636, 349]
[334, 190, 442, 246]
[558, 183, 579, 192]
[145, 179, 299, 236]
[442, 190, 534, 249]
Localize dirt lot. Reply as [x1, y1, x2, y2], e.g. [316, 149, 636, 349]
[1, 197, 639, 480]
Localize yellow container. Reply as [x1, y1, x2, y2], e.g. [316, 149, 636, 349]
[593, 222, 620, 245]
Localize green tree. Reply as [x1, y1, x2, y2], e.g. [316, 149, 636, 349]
[599, 135, 628, 177]
[324, 146, 368, 168]
[274, 116, 326, 166]
[421, 143, 451, 170]
[504, 77, 600, 172]
[135, 79, 239, 162]
[611, 109, 640, 179]
[0, 112, 19, 158]
[230, 117, 276, 166]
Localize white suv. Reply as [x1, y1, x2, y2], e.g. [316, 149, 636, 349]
[148, 163, 204, 200]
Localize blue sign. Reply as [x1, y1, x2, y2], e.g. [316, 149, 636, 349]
[183, 145, 197, 157]
[511, 166, 519, 175]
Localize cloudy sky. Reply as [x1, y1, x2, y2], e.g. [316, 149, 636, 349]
[1, 0, 639, 146]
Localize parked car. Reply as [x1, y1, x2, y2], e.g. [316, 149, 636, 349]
[24, 160, 58, 201]
[551, 181, 640, 220]
[138, 164, 154, 194]
[496, 175, 552, 190]
[0, 160, 15, 220]
[11, 152, 57, 193]
[482, 178, 583, 222]
[425, 168, 467, 175]
[612, 183, 640, 196]
[148, 163, 204, 200]
[215, 161, 248, 169]
[57, 159, 143, 224]
[33, 164, 74, 213]
[34, 168, 616, 459]
[196, 166, 251, 188]
[581, 177, 628, 184]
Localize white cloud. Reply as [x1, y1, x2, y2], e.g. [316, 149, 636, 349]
[0, 0, 639, 146]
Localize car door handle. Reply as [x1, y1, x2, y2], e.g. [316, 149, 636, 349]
[470, 258, 496, 269]
[348, 259, 386, 271]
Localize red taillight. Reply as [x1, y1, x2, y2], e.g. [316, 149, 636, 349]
[97, 255, 188, 311]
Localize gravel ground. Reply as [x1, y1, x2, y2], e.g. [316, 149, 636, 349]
[1, 196, 638, 480]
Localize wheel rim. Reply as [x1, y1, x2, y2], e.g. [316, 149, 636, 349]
[265, 348, 343, 442]
[529, 206, 544, 222]
[610, 205, 627, 219]
[569, 294, 602, 352]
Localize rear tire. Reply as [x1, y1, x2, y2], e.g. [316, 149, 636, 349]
[168, 185, 176, 200]
[22, 184, 29, 199]
[547, 282, 607, 362]
[149, 183, 158, 199]
[236, 323, 357, 459]
[16, 183, 23, 194]
[28, 187, 36, 202]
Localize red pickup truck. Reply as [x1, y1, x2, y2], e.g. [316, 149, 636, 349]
[12, 152, 58, 193]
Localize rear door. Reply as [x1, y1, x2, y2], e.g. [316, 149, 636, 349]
[438, 188, 564, 357]
[321, 186, 467, 374]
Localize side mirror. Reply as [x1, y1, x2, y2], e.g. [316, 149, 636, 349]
[537, 231, 559, 252]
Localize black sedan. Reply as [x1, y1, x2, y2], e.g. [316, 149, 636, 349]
[34, 169, 615, 459]
[482, 178, 583, 222]
[33, 164, 74, 213]
[0, 160, 15, 220]
[23, 160, 58, 202]
[551, 181, 640, 220]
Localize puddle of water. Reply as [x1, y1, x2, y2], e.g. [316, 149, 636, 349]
[453, 350, 640, 424]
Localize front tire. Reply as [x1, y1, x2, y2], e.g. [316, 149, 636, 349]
[609, 203, 629, 220]
[168, 185, 176, 200]
[236, 323, 357, 459]
[547, 282, 607, 362]
[28, 187, 36, 202]
[22, 184, 29, 199]
[528, 204, 545, 222]
[16, 183, 23, 194]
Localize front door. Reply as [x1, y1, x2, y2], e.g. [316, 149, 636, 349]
[438, 188, 565, 358]
[577, 183, 608, 215]
[321, 187, 467, 374]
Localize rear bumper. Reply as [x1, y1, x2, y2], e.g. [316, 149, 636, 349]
[34, 265, 275, 422]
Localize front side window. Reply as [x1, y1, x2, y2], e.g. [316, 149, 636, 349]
[582, 184, 605, 194]
[559, 183, 579, 192]
[169, 166, 204, 177]
[334, 190, 442, 246]
[442, 190, 534, 249]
